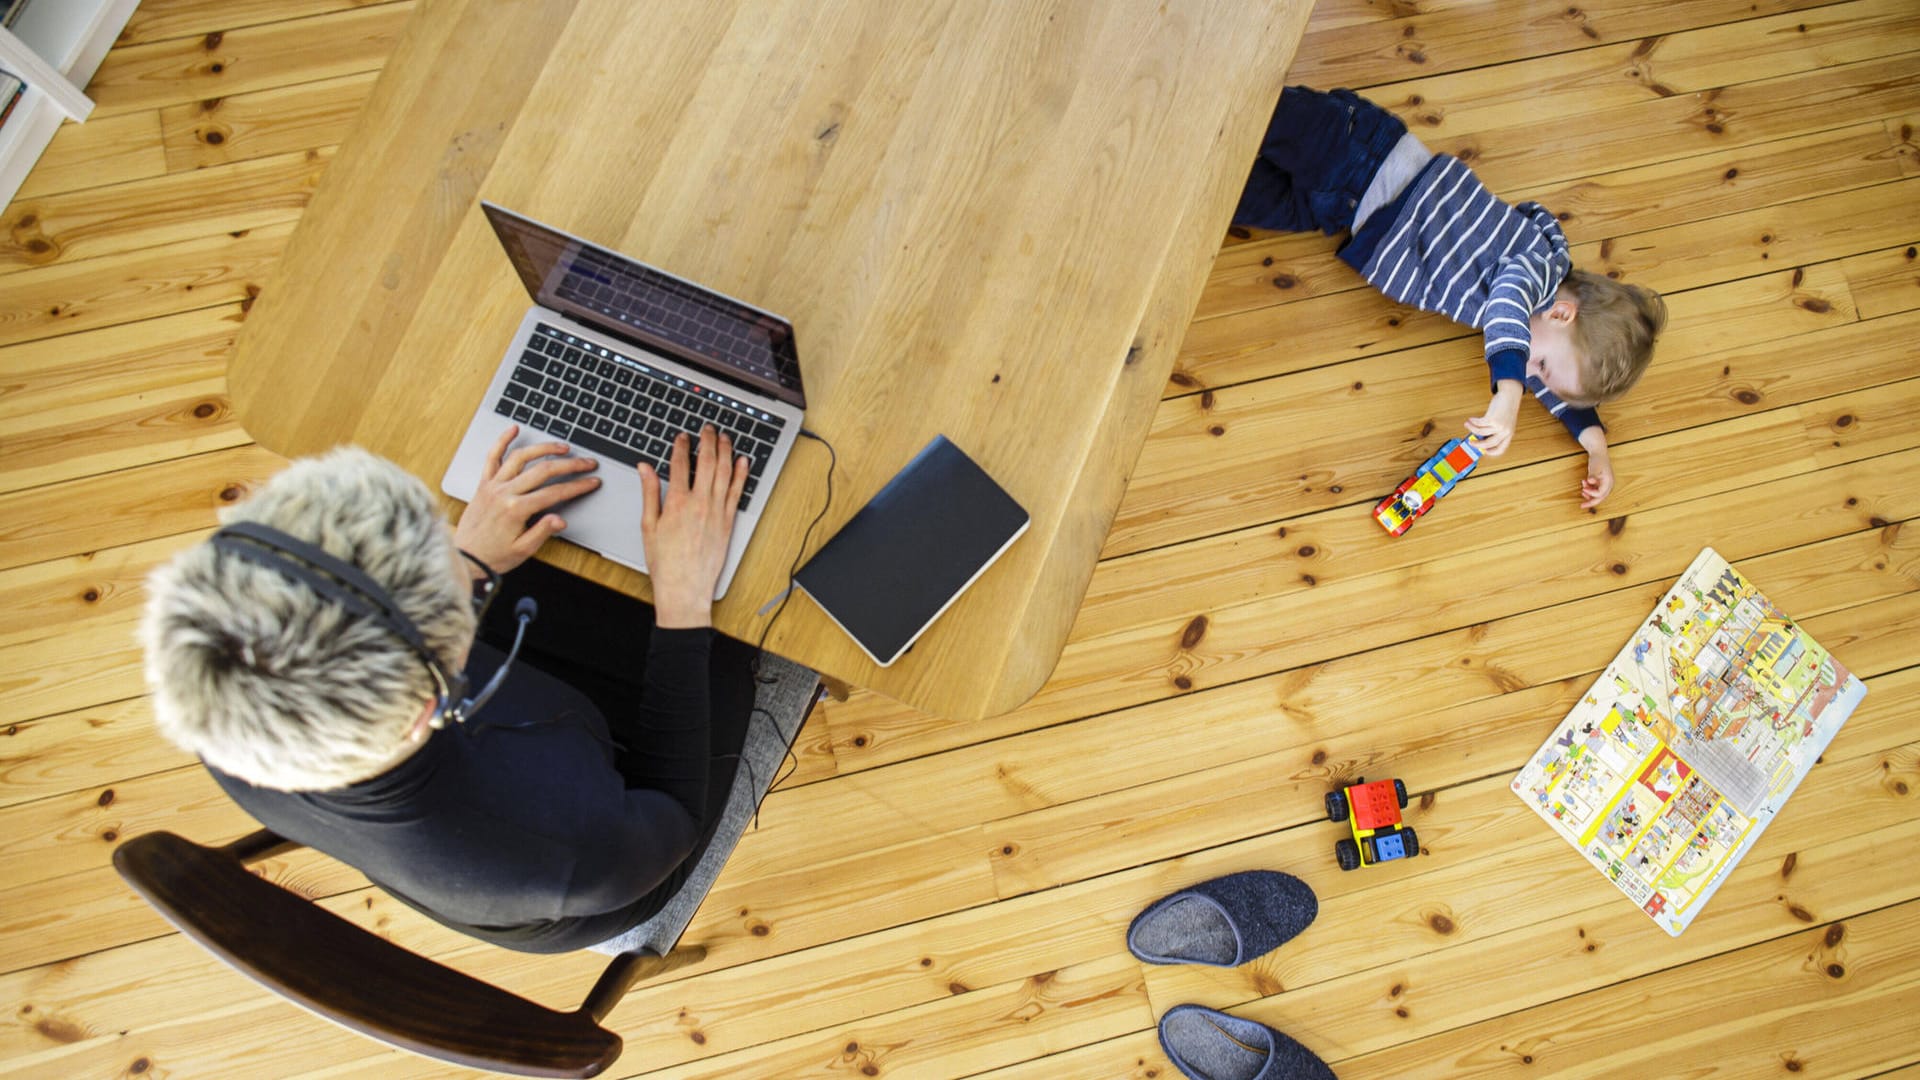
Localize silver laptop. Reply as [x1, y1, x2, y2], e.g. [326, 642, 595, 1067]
[443, 203, 807, 599]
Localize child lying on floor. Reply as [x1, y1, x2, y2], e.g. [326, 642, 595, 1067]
[1235, 86, 1667, 509]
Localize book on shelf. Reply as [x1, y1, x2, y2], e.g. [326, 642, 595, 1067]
[0, 73, 23, 132]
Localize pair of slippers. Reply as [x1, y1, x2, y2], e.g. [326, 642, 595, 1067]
[1127, 870, 1336, 1080]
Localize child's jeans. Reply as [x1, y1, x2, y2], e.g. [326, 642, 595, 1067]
[1232, 86, 1410, 235]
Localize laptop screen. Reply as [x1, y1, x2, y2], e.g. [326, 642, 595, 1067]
[482, 202, 805, 409]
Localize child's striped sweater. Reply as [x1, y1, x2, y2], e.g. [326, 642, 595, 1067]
[1351, 154, 1602, 438]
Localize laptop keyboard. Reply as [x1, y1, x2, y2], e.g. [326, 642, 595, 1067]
[493, 323, 787, 511]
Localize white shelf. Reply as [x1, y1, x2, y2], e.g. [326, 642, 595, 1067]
[0, 0, 141, 210]
[12, 0, 133, 75]
[0, 83, 63, 201]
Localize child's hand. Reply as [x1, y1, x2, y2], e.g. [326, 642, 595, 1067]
[1465, 382, 1523, 455]
[1578, 426, 1613, 510]
[1581, 458, 1614, 509]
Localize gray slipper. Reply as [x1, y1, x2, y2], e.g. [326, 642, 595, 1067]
[1127, 870, 1318, 967]
[1158, 1004, 1337, 1080]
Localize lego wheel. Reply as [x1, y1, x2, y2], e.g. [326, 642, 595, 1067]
[1399, 827, 1420, 857]
[1325, 791, 1349, 822]
[1335, 838, 1361, 872]
[1394, 779, 1409, 809]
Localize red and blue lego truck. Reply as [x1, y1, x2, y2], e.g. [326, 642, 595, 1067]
[1325, 778, 1420, 871]
[1374, 435, 1483, 536]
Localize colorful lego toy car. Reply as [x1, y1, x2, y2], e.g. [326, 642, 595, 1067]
[1373, 434, 1483, 536]
[1325, 777, 1419, 871]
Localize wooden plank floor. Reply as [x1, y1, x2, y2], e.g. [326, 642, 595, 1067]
[1, 1, 1915, 1076]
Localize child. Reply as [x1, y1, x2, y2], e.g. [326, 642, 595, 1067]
[1234, 87, 1667, 509]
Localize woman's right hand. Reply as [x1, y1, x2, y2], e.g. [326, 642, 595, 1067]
[638, 425, 749, 628]
[452, 425, 600, 575]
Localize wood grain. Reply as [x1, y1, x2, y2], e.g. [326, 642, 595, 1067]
[119, 0, 409, 46]
[1359, 0, 1920, 138]
[0, 444, 284, 572]
[87, 3, 410, 118]
[13, 113, 165, 202]
[0, 306, 248, 492]
[1288, 0, 1845, 88]
[815, 525, 1919, 781]
[0, 2, 1915, 1078]
[158, 72, 376, 173]
[0, 149, 327, 276]
[1334, 901, 1920, 1077]
[1842, 242, 1920, 318]
[222, 0, 1313, 721]
[1117, 315, 1919, 560]
[1435, 53, 1920, 197]
[0, 222, 288, 348]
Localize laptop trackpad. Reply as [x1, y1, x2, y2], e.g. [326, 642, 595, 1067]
[528, 448, 649, 569]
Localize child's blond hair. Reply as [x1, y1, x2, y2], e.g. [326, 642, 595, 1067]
[1562, 269, 1666, 404]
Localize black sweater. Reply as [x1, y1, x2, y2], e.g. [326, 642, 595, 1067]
[209, 626, 717, 947]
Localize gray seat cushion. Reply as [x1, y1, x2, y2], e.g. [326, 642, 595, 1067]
[588, 652, 819, 956]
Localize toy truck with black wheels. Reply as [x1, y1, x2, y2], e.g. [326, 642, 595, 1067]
[1374, 435, 1483, 536]
[1325, 777, 1419, 870]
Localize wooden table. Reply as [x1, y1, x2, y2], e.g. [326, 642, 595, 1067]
[227, 0, 1309, 720]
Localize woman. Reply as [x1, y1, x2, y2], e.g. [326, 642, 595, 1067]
[141, 424, 757, 951]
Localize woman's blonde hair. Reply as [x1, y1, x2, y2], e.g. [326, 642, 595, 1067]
[140, 447, 475, 791]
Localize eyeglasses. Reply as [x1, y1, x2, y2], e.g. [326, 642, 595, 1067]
[459, 549, 501, 621]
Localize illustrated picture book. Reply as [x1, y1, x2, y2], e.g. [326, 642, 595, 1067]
[1511, 547, 1867, 935]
